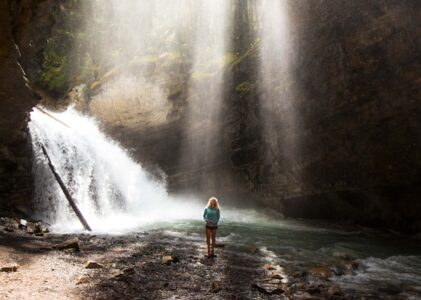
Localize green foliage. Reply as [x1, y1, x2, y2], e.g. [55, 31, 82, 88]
[33, 0, 96, 98]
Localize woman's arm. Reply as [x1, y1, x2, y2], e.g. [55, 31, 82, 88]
[203, 208, 207, 221]
[216, 209, 220, 223]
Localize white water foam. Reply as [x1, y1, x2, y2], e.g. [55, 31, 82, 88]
[29, 107, 203, 233]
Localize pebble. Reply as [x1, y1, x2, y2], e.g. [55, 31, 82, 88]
[161, 255, 172, 265]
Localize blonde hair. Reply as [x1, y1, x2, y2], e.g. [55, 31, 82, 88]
[207, 196, 220, 210]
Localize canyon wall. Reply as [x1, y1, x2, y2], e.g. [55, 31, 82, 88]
[0, 0, 56, 215]
[229, 0, 421, 231]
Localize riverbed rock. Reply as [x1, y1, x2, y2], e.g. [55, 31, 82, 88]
[84, 261, 103, 269]
[54, 237, 80, 251]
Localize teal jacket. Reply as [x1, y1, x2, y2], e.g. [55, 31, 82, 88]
[203, 207, 220, 227]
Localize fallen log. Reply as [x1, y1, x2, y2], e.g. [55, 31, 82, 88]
[35, 106, 70, 128]
[40, 144, 92, 231]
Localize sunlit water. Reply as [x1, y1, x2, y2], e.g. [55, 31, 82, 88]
[150, 217, 421, 299]
[29, 107, 421, 298]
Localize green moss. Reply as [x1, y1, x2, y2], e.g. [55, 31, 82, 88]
[235, 81, 254, 94]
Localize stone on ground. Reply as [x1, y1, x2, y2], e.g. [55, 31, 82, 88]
[84, 261, 103, 269]
[54, 237, 80, 251]
[161, 255, 172, 265]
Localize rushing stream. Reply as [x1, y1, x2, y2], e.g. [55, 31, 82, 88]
[28, 107, 421, 298]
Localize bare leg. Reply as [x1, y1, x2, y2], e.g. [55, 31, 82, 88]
[205, 228, 211, 256]
[211, 229, 217, 255]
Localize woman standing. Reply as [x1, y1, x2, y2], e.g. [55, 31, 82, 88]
[203, 197, 220, 257]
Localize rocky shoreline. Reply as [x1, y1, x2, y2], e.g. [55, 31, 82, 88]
[0, 217, 365, 299]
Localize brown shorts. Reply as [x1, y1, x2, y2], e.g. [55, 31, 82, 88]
[206, 225, 218, 230]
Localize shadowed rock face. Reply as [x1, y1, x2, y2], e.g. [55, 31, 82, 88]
[0, 1, 420, 231]
[222, 1, 421, 231]
[229, 1, 421, 231]
[0, 0, 56, 214]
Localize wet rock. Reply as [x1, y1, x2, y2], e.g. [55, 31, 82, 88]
[84, 261, 104, 269]
[309, 266, 332, 278]
[211, 281, 222, 293]
[214, 243, 225, 248]
[1, 264, 18, 272]
[54, 237, 80, 251]
[161, 255, 172, 265]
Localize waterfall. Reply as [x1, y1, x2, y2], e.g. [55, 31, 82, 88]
[29, 107, 201, 233]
